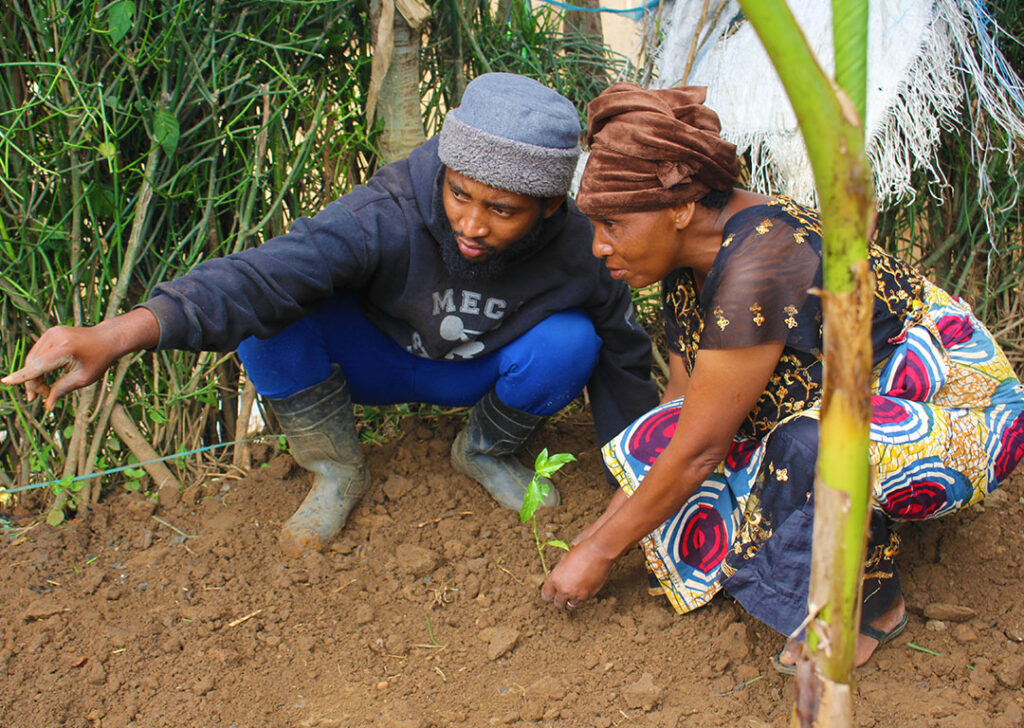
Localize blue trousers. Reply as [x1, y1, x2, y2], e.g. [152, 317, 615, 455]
[236, 295, 602, 417]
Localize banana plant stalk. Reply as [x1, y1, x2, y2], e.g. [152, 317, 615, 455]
[735, 1, 873, 725]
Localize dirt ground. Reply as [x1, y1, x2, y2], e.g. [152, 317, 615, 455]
[3, 411, 1024, 728]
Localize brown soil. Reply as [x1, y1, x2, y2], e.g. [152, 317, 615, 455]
[3, 414, 1024, 728]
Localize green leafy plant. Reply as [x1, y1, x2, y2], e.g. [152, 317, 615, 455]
[122, 453, 146, 492]
[47, 474, 84, 526]
[520, 449, 576, 574]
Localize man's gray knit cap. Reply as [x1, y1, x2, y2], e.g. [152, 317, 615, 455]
[438, 72, 581, 198]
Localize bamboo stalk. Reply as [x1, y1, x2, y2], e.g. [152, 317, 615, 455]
[650, 342, 671, 381]
[104, 144, 160, 321]
[680, 0, 711, 84]
[375, 0, 427, 163]
[233, 83, 271, 255]
[62, 385, 96, 505]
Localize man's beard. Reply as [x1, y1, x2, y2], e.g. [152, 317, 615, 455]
[436, 197, 550, 282]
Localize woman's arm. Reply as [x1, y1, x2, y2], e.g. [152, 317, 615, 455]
[574, 350, 693, 544]
[541, 341, 784, 608]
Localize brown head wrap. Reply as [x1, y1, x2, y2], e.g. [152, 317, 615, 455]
[576, 83, 741, 217]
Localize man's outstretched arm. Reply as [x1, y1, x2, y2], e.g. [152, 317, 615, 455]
[1, 308, 160, 411]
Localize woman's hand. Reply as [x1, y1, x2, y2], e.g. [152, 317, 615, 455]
[541, 538, 616, 610]
[1, 308, 160, 410]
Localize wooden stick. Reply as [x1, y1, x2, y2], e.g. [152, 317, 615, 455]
[227, 609, 263, 628]
[232, 378, 257, 470]
[110, 403, 183, 498]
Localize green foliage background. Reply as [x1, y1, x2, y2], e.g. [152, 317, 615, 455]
[0, 0, 385, 503]
[0, 0, 627, 506]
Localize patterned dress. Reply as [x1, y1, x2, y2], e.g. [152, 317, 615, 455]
[601, 197, 1024, 636]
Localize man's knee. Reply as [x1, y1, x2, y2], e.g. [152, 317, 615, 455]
[494, 310, 601, 415]
[237, 318, 332, 399]
[524, 309, 601, 372]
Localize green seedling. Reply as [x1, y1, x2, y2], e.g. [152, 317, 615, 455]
[47, 473, 84, 526]
[520, 448, 576, 574]
[122, 453, 146, 492]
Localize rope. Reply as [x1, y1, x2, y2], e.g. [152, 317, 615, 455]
[534, 0, 661, 22]
[1, 433, 279, 495]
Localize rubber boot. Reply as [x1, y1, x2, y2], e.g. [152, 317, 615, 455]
[269, 367, 370, 558]
[451, 390, 560, 511]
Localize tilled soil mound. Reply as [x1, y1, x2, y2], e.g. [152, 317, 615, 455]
[3, 414, 1024, 728]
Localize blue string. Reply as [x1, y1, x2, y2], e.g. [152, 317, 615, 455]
[2, 434, 277, 495]
[966, 0, 1024, 114]
[534, 0, 661, 22]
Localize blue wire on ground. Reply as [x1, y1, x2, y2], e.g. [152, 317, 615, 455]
[1, 434, 278, 495]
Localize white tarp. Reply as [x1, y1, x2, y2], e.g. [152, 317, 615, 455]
[647, 0, 1024, 210]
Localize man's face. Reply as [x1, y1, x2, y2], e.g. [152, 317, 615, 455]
[441, 169, 563, 263]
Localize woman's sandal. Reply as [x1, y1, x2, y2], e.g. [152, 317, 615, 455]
[860, 612, 908, 654]
[771, 645, 799, 676]
[771, 613, 909, 676]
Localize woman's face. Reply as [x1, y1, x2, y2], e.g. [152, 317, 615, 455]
[590, 208, 686, 288]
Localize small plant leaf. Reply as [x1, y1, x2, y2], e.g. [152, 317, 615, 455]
[534, 451, 577, 478]
[523, 449, 577, 572]
[107, 0, 135, 44]
[152, 108, 179, 157]
[520, 476, 549, 523]
[533, 448, 550, 472]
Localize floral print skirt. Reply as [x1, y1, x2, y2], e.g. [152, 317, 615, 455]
[602, 281, 1024, 636]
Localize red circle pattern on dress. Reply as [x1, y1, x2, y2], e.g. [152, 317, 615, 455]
[677, 503, 729, 573]
[627, 406, 681, 466]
